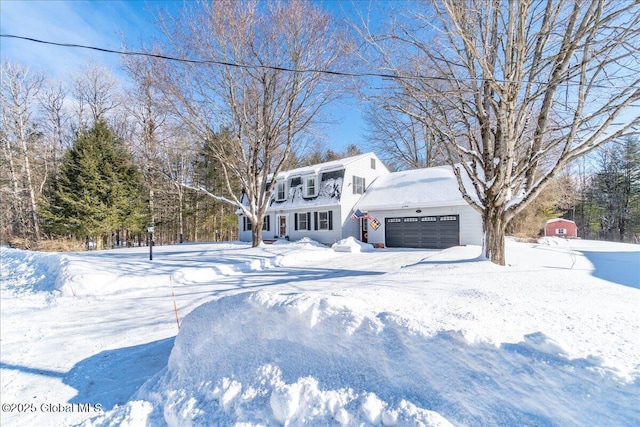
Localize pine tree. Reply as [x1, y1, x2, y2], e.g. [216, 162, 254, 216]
[577, 138, 640, 242]
[40, 121, 147, 248]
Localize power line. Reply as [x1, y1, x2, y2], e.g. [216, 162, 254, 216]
[1, 33, 637, 90]
[0, 34, 408, 80]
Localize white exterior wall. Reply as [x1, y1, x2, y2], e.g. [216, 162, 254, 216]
[338, 154, 389, 238]
[238, 214, 276, 242]
[283, 207, 342, 245]
[238, 220, 251, 242]
[365, 203, 483, 247]
[239, 208, 344, 246]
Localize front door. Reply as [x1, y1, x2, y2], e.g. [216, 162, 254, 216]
[277, 215, 287, 238]
[361, 218, 368, 243]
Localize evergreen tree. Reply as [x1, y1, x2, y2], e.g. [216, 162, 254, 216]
[577, 137, 640, 242]
[40, 121, 147, 247]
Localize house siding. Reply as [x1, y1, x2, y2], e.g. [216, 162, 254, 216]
[364, 204, 483, 247]
[290, 207, 342, 245]
[337, 155, 389, 237]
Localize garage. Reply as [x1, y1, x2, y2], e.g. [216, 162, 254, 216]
[385, 215, 460, 249]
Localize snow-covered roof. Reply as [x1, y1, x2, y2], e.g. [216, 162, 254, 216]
[270, 152, 377, 181]
[545, 218, 576, 225]
[356, 165, 477, 210]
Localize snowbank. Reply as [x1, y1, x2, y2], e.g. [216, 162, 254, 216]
[332, 237, 374, 253]
[0, 246, 67, 295]
[89, 283, 640, 426]
[91, 291, 454, 426]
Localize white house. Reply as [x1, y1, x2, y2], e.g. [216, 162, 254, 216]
[238, 153, 389, 246]
[238, 155, 484, 249]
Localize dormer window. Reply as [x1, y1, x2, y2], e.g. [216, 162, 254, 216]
[303, 175, 317, 198]
[276, 181, 286, 201]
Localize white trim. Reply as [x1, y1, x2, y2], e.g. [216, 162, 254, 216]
[303, 175, 318, 198]
[276, 181, 286, 201]
[318, 211, 330, 230]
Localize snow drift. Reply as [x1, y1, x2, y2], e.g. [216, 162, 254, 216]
[91, 285, 639, 426]
[1, 246, 67, 295]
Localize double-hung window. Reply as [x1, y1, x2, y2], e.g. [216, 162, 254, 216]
[276, 182, 286, 201]
[303, 176, 317, 198]
[295, 212, 311, 230]
[313, 211, 333, 231]
[353, 176, 365, 194]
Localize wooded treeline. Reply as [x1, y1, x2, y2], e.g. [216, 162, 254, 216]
[0, 61, 240, 250]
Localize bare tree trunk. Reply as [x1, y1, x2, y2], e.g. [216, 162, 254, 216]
[20, 135, 40, 240]
[2, 137, 25, 237]
[1, 62, 43, 242]
[251, 218, 264, 247]
[194, 196, 199, 242]
[483, 207, 506, 265]
[177, 186, 184, 243]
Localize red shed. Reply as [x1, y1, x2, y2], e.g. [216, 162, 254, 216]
[544, 218, 578, 238]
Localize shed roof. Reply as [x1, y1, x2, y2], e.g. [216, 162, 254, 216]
[545, 218, 576, 225]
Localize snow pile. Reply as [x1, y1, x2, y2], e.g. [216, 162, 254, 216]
[290, 237, 328, 248]
[0, 246, 67, 295]
[90, 291, 453, 426]
[86, 275, 640, 426]
[332, 237, 374, 253]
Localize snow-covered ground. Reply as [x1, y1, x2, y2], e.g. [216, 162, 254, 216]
[1, 237, 638, 426]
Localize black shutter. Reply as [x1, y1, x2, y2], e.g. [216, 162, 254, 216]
[266, 215, 270, 231]
[307, 213, 311, 230]
[314, 212, 318, 230]
[243, 217, 247, 231]
[294, 213, 298, 231]
[328, 211, 333, 230]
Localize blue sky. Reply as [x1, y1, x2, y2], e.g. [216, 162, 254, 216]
[0, 0, 370, 152]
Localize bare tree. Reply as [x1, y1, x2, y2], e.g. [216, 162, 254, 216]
[39, 80, 71, 181]
[363, 0, 640, 264]
[73, 63, 120, 129]
[1, 61, 44, 241]
[364, 102, 443, 170]
[152, 0, 351, 246]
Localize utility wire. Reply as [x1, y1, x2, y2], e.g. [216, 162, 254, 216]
[1, 33, 637, 90]
[0, 34, 411, 80]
